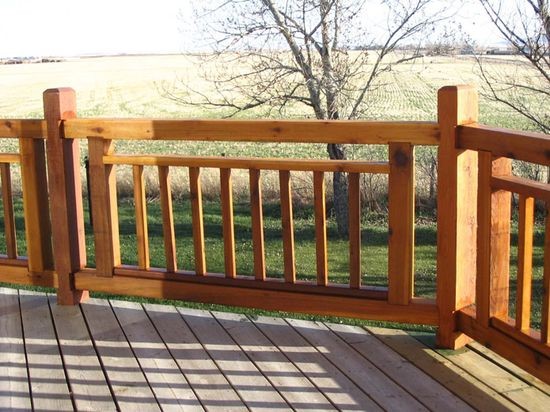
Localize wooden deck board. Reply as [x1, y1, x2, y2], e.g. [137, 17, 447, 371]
[47, 294, 116, 411]
[19, 290, 74, 411]
[0, 288, 549, 411]
[0, 287, 31, 410]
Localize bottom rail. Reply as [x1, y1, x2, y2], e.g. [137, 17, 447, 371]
[75, 269, 438, 326]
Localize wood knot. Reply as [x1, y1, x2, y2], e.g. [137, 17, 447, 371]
[4, 121, 12, 129]
[92, 127, 104, 134]
[392, 149, 408, 167]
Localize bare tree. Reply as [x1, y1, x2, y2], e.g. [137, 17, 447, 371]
[477, 0, 549, 133]
[168, 0, 447, 236]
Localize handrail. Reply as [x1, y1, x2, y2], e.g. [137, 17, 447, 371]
[64, 118, 440, 145]
[0, 119, 46, 138]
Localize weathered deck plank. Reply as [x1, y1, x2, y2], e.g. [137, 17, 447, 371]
[19, 290, 73, 411]
[47, 294, 116, 411]
[80, 297, 161, 411]
[143, 303, 247, 411]
[177, 307, 290, 410]
[0, 287, 31, 410]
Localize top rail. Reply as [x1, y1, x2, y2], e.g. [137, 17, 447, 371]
[0, 119, 47, 138]
[64, 118, 440, 145]
[458, 124, 550, 165]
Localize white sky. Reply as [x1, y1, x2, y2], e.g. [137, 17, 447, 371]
[0, 0, 505, 58]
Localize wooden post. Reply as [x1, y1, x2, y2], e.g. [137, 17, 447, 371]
[43, 88, 88, 304]
[19, 138, 54, 277]
[436, 85, 478, 349]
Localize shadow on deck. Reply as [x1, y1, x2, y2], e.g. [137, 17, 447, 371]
[0, 286, 548, 411]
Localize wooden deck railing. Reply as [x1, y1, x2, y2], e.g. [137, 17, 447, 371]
[0, 85, 548, 383]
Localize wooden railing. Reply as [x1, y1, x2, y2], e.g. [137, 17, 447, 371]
[0, 85, 548, 383]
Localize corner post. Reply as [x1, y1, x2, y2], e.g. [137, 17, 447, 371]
[436, 85, 478, 348]
[43, 88, 88, 304]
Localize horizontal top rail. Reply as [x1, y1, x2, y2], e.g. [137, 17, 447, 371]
[458, 124, 550, 165]
[0, 153, 20, 163]
[105, 154, 390, 173]
[0, 119, 46, 138]
[65, 119, 440, 145]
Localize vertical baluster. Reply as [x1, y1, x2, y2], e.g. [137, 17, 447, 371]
[190, 167, 206, 276]
[133, 165, 149, 270]
[1, 163, 17, 259]
[279, 170, 296, 283]
[250, 169, 266, 281]
[388, 143, 415, 305]
[516, 194, 534, 331]
[349, 172, 361, 289]
[220, 168, 236, 278]
[542, 204, 550, 344]
[314, 171, 328, 286]
[158, 166, 177, 272]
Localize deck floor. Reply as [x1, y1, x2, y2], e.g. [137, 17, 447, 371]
[0, 287, 548, 411]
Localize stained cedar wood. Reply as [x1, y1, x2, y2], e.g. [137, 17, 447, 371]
[490, 317, 550, 359]
[279, 170, 296, 283]
[1, 163, 17, 258]
[348, 173, 361, 289]
[189, 167, 206, 276]
[132, 165, 150, 269]
[158, 166, 177, 272]
[75, 273, 438, 325]
[249, 169, 266, 281]
[458, 123, 550, 166]
[516, 195, 534, 331]
[43, 88, 88, 304]
[313, 171, 328, 286]
[0, 153, 21, 163]
[543, 209, 550, 344]
[88, 138, 121, 277]
[436, 85, 478, 349]
[19, 139, 53, 274]
[388, 143, 415, 305]
[104, 154, 389, 174]
[0, 119, 46, 138]
[64, 118, 440, 144]
[220, 168, 236, 278]
[492, 175, 550, 203]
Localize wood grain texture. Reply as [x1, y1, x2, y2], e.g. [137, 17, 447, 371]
[313, 171, 328, 286]
[43, 88, 88, 304]
[249, 169, 266, 281]
[458, 124, 550, 166]
[19, 138, 53, 275]
[436, 85, 479, 349]
[65, 118, 440, 145]
[133, 165, 150, 269]
[88, 138, 121, 277]
[348, 173, 361, 289]
[279, 170, 296, 283]
[543, 209, 550, 344]
[158, 166, 177, 272]
[388, 143, 415, 304]
[0, 119, 46, 138]
[516, 195, 534, 331]
[1, 163, 17, 259]
[220, 168, 236, 278]
[492, 175, 550, 203]
[105, 154, 390, 174]
[189, 167, 206, 276]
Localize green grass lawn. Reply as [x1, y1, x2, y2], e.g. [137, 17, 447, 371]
[0, 197, 545, 332]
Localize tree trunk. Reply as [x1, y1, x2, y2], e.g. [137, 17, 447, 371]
[328, 143, 349, 237]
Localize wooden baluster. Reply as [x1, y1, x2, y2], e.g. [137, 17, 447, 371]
[250, 169, 266, 281]
[388, 143, 415, 305]
[516, 194, 534, 332]
[190, 167, 206, 276]
[133, 165, 149, 269]
[1, 163, 17, 258]
[43, 88, 88, 304]
[477, 154, 511, 328]
[436, 85, 478, 348]
[279, 170, 296, 284]
[89, 138, 121, 277]
[349, 172, 361, 289]
[314, 171, 328, 286]
[19, 138, 53, 276]
[158, 166, 177, 272]
[542, 204, 550, 344]
[220, 168, 236, 278]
